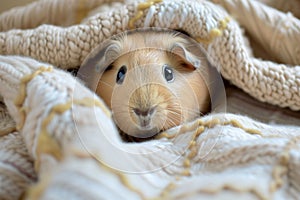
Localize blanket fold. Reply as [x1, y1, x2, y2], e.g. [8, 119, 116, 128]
[212, 0, 300, 65]
[0, 0, 299, 110]
[1, 56, 300, 199]
[0, 0, 300, 199]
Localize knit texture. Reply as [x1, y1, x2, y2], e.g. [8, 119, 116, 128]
[0, 0, 300, 199]
[1, 56, 300, 199]
[0, 103, 36, 200]
[0, 0, 299, 110]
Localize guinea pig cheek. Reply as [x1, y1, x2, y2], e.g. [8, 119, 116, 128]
[96, 70, 117, 108]
[158, 86, 183, 132]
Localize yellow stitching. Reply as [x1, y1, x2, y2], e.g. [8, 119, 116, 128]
[14, 67, 53, 106]
[269, 135, 300, 193]
[202, 118, 220, 128]
[156, 124, 205, 199]
[41, 99, 141, 200]
[157, 118, 261, 140]
[14, 66, 53, 130]
[34, 103, 70, 171]
[117, 170, 147, 200]
[196, 16, 231, 44]
[154, 182, 176, 200]
[35, 97, 111, 171]
[129, 11, 146, 29]
[29, 97, 112, 199]
[156, 116, 262, 199]
[183, 158, 190, 167]
[128, 0, 163, 29]
[177, 184, 268, 200]
[223, 119, 262, 135]
[182, 125, 205, 176]
[73, 97, 111, 118]
[155, 132, 176, 139]
[70, 152, 147, 200]
[156, 119, 205, 140]
[26, 172, 52, 200]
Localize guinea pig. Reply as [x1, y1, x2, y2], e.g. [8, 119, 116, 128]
[81, 29, 212, 139]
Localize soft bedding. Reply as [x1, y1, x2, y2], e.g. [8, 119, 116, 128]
[0, 0, 300, 199]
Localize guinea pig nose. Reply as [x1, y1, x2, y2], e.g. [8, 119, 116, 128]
[133, 107, 155, 116]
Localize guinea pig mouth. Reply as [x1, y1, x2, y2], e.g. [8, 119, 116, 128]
[139, 124, 153, 131]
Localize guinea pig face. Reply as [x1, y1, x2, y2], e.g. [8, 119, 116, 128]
[96, 31, 210, 138]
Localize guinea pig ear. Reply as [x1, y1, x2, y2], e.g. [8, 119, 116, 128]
[170, 43, 202, 69]
[95, 41, 121, 73]
[77, 40, 121, 91]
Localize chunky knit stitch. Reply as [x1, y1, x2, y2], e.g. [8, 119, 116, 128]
[0, 0, 300, 199]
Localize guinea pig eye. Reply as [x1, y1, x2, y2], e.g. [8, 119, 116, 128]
[163, 64, 174, 82]
[116, 65, 127, 84]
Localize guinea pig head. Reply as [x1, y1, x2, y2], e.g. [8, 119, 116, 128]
[96, 31, 210, 138]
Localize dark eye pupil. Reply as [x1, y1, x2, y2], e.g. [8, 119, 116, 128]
[163, 65, 174, 82]
[116, 65, 127, 84]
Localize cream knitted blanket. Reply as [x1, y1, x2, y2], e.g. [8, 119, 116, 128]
[0, 0, 300, 199]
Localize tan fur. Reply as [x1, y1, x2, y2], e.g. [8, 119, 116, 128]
[96, 30, 210, 138]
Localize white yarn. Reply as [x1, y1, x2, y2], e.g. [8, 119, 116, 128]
[143, 5, 156, 27]
[0, 54, 300, 199]
[0, 0, 299, 199]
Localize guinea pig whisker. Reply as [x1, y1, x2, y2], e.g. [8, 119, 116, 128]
[163, 116, 180, 130]
[166, 113, 181, 123]
[159, 96, 177, 102]
[165, 108, 181, 116]
[168, 113, 182, 123]
[153, 111, 179, 131]
[187, 109, 209, 119]
[165, 110, 182, 123]
[181, 108, 199, 114]
[183, 107, 207, 116]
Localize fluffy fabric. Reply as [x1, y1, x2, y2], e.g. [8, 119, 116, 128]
[0, 0, 300, 199]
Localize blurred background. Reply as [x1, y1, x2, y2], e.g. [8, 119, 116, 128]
[0, 0, 36, 13]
